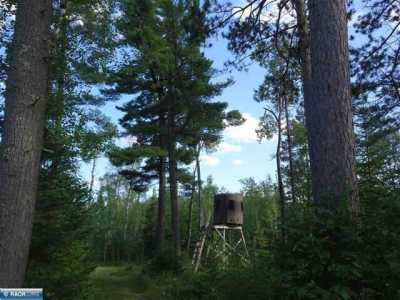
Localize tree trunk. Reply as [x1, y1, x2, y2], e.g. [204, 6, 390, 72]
[307, 0, 359, 213]
[292, 0, 314, 203]
[89, 157, 97, 195]
[123, 187, 131, 243]
[292, 0, 312, 96]
[103, 234, 107, 264]
[155, 156, 166, 251]
[275, 101, 285, 235]
[155, 115, 166, 252]
[305, 149, 312, 202]
[196, 147, 203, 230]
[167, 113, 180, 257]
[283, 96, 296, 202]
[0, 0, 52, 287]
[185, 167, 197, 252]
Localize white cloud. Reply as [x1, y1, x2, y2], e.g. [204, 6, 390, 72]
[216, 142, 242, 154]
[224, 112, 259, 143]
[232, 159, 243, 166]
[200, 154, 220, 167]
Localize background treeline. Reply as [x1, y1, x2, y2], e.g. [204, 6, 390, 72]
[0, 0, 399, 299]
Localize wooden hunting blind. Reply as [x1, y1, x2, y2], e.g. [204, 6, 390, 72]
[213, 193, 243, 226]
[193, 193, 248, 271]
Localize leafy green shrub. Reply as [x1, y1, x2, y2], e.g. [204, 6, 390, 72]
[27, 241, 95, 300]
[144, 245, 183, 274]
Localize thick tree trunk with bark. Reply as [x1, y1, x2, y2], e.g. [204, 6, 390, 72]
[307, 0, 359, 213]
[0, 0, 52, 287]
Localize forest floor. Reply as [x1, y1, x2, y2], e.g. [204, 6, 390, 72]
[89, 265, 166, 300]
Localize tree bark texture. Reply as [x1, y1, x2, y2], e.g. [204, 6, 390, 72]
[0, 0, 52, 287]
[307, 0, 359, 213]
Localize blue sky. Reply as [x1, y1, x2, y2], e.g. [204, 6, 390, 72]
[196, 36, 277, 191]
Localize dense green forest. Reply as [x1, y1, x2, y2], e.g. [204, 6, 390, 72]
[0, 0, 399, 299]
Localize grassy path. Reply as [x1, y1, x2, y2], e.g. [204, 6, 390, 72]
[89, 265, 155, 300]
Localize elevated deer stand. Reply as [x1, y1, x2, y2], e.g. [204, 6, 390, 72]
[192, 193, 249, 272]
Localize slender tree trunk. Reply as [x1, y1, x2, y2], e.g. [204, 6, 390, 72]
[155, 156, 166, 252]
[308, 0, 359, 213]
[0, 0, 52, 287]
[292, 0, 314, 205]
[305, 149, 312, 202]
[167, 112, 180, 256]
[292, 0, 312, 100]
[266, 101, 285, 236]
[156, 115, 167, 252]
[186, 166, 197, 252]
[292, 0, 314, 204]
[292, 0, 315, 207]
[123, 187, 131, 243]
[283, 96, 296, 202]
[103, 234, 107, 264]
[196, 147, 203, 230]
[89, 157, 97, 194]
[155, 115, 166, 252]
[275, 101, 285, 234]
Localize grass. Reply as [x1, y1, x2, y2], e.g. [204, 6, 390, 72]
[89, 264, 171, 300]
[88, 262, 262, 300]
